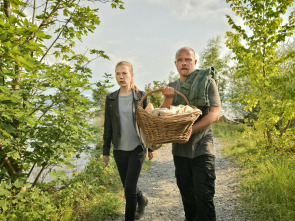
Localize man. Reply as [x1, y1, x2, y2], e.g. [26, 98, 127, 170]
[161, 47, 221, 221]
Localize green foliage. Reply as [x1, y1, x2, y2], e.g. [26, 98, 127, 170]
[198, 36, 232, 104]
[214, 121, 295, 220]
[144, 81, 165, 108]
[0, 154, 124, 220]
[198, 36, 255, 120]
[144, 72, 178, 108]
[0, 0, 125, 216]
[92, 73, 114, 116]
[225, 0, 295, 150]
[168, 71, 179, 82]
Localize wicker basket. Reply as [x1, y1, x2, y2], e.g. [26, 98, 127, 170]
[136, 89, 202, 145]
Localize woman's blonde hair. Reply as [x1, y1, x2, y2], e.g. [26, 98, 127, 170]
[115, 61, 139, 92]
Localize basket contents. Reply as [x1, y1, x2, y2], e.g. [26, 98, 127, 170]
[145, 103, 201, 117]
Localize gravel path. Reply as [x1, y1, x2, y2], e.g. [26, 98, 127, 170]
[114, 138, 242, 221]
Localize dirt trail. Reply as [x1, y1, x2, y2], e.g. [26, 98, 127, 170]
[114, 138, 242, 221]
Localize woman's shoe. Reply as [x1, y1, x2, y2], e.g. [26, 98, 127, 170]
[135, 196, 148, 220]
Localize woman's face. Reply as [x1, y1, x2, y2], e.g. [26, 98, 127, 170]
[115, 64, 134, 88]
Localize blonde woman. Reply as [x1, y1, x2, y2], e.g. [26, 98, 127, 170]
[103, 61, 154, 220]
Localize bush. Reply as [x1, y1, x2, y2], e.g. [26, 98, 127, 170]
[0, 155, 124, 221]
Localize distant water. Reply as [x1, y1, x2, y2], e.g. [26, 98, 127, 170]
[28, 118, 101, 185]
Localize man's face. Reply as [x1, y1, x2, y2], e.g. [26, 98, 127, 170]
[175, 49, 197, 79]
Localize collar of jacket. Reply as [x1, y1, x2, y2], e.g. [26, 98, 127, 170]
[108, 88, 139, 101]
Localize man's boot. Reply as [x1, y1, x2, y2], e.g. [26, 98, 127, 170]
[135, 195, 148, 220]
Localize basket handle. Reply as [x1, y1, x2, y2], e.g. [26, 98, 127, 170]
[139, 88, 189, 107]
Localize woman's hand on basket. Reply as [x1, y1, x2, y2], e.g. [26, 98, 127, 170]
[161, 86, 175, 98]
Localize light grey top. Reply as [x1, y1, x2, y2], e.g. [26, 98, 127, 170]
[168, 78, 221, 158]
[118, 93, 141, 151]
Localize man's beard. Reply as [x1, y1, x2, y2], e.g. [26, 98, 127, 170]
[181, 72, 190, 77]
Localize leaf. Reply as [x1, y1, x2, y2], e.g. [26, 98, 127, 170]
[3, 123, 16, 133]
[0, 200, 8, 211]
[12, 46, 19, 53]
[0, 187, 11, 197]
[1, 130, 10, 138]
[9, 15, 18, 24]
[64, 161, 75, 169]
[0, 33, 7, 40]
[7, 150, 20, 160]
[2, 71, 17, 77]
[13, 179, 24, 188]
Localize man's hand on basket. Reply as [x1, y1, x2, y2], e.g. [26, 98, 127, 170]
[161, 86, 175, 98]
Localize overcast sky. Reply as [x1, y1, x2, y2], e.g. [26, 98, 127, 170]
[78, 0, 237, 91]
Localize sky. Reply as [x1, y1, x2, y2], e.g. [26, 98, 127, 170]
[76, 0, 238, 91]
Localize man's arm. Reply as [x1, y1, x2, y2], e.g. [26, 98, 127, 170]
[192, 106, 221, 133]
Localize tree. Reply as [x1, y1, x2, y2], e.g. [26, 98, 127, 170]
[198, 35, 232, 104]
[198, 36, 252, 121]
[225, 0, 295, 150]
[92, 73, 114, 116]
[226, 64, 254, 121]
[168, 71, 179, 82]
[144, 81, 165, 108]
[0, 0, 124, 193]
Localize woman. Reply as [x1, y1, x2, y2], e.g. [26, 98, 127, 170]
[103, 61, 154, 221]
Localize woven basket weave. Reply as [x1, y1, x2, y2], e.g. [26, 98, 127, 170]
[136, 89, 202, 145]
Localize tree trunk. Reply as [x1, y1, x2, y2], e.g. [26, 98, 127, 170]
[266, 129, 272, 149]
[3, 0, 11, 18]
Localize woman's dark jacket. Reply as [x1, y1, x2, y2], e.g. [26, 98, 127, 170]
[102, 89, 150, 156]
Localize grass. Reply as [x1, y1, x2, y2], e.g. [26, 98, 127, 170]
[213, 121, 295, 221]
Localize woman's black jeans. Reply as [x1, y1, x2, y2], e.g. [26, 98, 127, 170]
[114, 145, 147, 221]
[174, 154, 216, 221]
